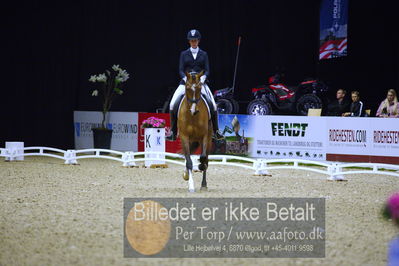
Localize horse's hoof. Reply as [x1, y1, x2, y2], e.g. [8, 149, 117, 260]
[189, 188, 195, 193]
[200, 186, 208, 191]
[183, 172, 189, 181]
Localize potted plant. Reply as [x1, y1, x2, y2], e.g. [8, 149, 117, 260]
[89, 65, 130, 149]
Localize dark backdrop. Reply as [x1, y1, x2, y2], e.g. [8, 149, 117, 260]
[3, 0, 398, 149]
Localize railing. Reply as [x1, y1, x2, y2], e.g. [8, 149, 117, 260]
[1, 146, 399, 180]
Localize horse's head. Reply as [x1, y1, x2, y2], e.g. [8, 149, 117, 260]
[184, 71, 204, 115]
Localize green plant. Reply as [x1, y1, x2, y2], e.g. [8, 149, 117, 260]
[89, 65, 130, 129]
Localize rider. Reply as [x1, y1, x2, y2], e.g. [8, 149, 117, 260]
[167, 29, 223, 141]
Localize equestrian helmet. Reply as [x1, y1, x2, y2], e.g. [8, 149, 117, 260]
[187, 29, 201, 40]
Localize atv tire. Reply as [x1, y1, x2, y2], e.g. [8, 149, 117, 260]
[247, 99, 273, 115]
[231, 99, 239, 114]
[216, 98, 234, 114]
[296, 94, 322, 116]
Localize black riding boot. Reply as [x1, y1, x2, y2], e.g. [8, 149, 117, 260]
[166, 110, 177, 141]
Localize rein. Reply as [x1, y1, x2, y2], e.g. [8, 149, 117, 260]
[185, 82, 202, 115]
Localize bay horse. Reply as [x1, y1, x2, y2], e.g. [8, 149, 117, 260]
[178, 71, 213, 192]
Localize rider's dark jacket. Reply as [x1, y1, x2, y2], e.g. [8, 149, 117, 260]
[179, 48, 210, 85]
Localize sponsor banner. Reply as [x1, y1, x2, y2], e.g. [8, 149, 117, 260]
[137, 113, 181, 153]
[370, 119, 399, 157]
[252, 116, 327, 161]
[73, 111, 138, 151]
[73, 111, 399, 163]
[215, 114, 254, 156]
[326, 117, 370, 155]
[124, 198, 325, 258]
[326, 117, 399, 163]
[319, 0, 348, 60]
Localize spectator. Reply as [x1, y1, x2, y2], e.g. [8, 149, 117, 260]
[342, 91, 365, 117]
[376, 89, 399, 118]
[326, 89, 351, 116]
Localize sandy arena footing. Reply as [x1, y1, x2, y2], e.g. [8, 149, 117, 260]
[0, 157, 398, 266]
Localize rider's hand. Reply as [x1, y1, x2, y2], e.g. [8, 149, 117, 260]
[200, 75, 206, 84]
[182, 76, 187, 82]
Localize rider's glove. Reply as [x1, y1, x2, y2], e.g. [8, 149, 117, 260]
[200, 75, 207, 84]
[182, 76, 187, 82]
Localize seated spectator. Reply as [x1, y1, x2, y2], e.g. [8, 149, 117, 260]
[376, 89, 399, 118]
[326, 89, 351, 116]
[342, 91, 365, 117]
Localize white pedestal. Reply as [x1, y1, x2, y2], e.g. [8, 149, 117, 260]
[6, 142, 24, 161]
[144, 128, 165, 167]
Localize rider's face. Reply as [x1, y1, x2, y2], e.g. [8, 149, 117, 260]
[189, 39, 200, 48]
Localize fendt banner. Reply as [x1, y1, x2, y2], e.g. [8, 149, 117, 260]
[251, 116, 327, 161]
[319, 0, 348, 60]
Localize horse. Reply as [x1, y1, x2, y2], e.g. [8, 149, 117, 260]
[177, 71, 213, 192]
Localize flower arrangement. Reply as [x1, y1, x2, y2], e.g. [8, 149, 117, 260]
[141, 117, 166, 129]
[382, 192, 399, 225]
[89, 65, 130, 129]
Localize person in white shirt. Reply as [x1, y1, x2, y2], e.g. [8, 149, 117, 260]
[167, 29, 223, 141]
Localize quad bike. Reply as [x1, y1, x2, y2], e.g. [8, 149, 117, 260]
[247, 74, 329, 116]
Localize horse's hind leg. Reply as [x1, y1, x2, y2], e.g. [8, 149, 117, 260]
[198, 155, 208, 171]
[200, 170, 207, 191]
[199, 141, 209, 190]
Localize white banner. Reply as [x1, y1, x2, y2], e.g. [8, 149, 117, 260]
[74, 111, 138, 151]
[370, 119, 399, 157]
[251, 116, 327, 160]
[326, 117, 399, 162]
[326, 117, 371, 155]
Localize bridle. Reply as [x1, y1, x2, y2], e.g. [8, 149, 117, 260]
[187, 97, 200, 105]
[185, 73, 203, 115]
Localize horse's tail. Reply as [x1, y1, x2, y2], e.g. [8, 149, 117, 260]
[189, 142, 200, 153]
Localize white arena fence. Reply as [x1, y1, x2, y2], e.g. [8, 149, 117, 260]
[1, 146, 399, 180]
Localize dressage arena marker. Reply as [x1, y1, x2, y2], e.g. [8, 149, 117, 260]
[1, 145, 399, 180]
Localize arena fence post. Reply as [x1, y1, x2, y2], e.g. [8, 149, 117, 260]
[328, 163, 345, 181]
[64, 150, 78, 165]
[122, 152, 136, 167]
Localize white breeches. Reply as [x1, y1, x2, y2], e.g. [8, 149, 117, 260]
[169, 84, 217, 111]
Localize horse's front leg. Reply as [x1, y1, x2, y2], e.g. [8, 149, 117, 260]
[181, 138, 195, 192]
[199, 139, 208, 191]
